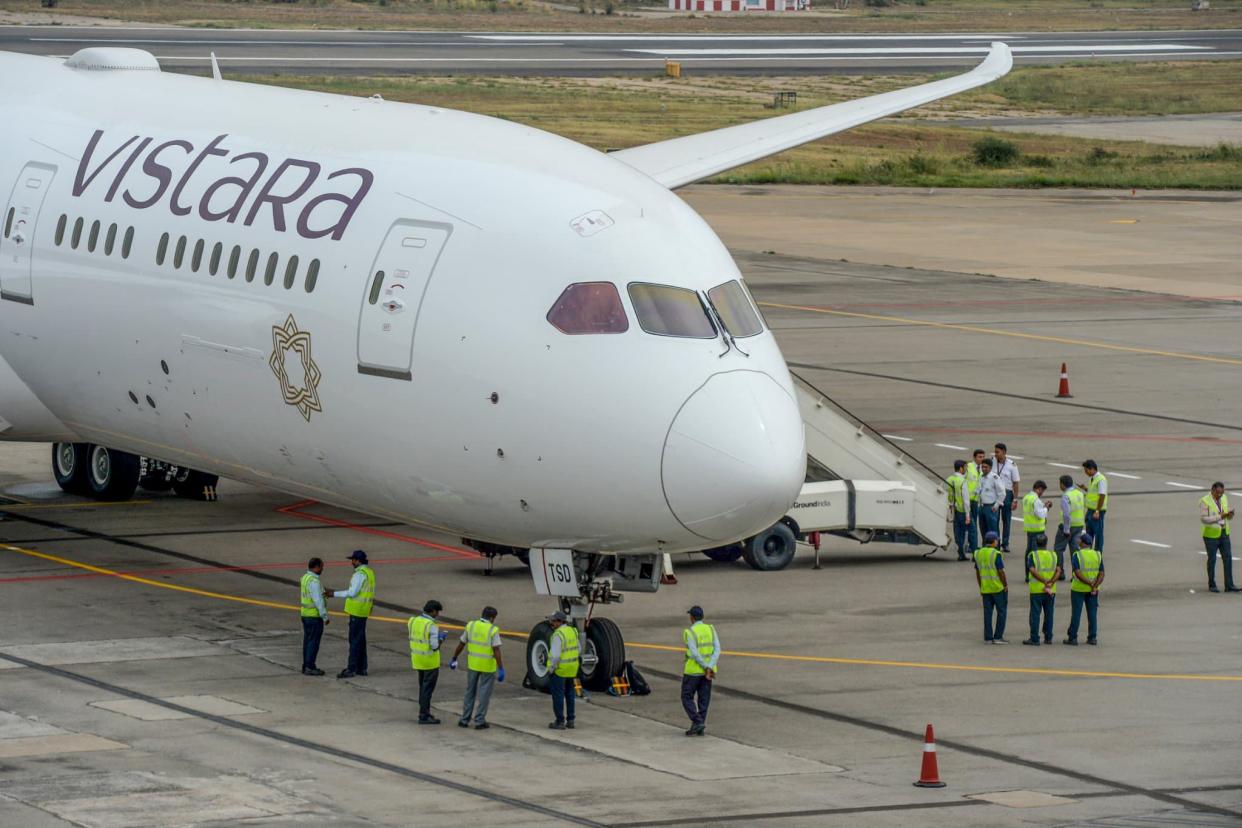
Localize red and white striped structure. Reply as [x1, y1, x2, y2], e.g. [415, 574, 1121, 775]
[669, 0, 810, 11]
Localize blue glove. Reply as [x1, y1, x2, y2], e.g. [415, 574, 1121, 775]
[497, 667, 506, 683]
[449, 659, 458, 670]
[438, 630, 448, 642]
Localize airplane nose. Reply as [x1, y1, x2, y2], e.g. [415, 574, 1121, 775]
[662, 371, 806, 543]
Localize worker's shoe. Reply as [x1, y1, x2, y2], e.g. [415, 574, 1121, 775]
[356, 670, 368, 676]
[418, 716, 441, 725]
[1209, 586, 1220, 593]
[302, 667, 325, 676]
[684, 726, 698, 736]
[1086, 638, 1098, 645]
[548, 721, 566, 731]
[1227, 587, 1242, 593]
[1022, 639, 1039, 646]
[1043, 638, 1053, 644]
[457, 720, 469, 728]
[992, 638, 1009, 645]
[474, 722, 490, 730]
[1062, 638, 1078, 646]
[566, 720, 575, 729]
[692, 724, 706, 736]
[336, 669, 357, 679]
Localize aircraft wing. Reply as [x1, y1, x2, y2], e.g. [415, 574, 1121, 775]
[610, 42, 1013, 189]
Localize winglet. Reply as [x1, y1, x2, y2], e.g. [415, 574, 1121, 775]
[210, 52, 222, 82]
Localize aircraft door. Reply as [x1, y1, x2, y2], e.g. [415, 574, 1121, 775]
[0, 163, 57, 305]
[357, 220, 452, 381]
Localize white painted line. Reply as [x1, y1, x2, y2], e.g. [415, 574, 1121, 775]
[1108, 472, 1142, 480]
[934, 443, 968, 451]
[1009, 455, 1024, 460]
[882, 435, 914, 442]
[1130, 539, 1171, 549]
[628, 44, 1210, 56]
[1196, 550, 1241, 560]
[1166, 482, 1201, 490]
[1048, 462, 1078, 470]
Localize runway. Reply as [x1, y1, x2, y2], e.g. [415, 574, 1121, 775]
[1, 25, 1240, 74]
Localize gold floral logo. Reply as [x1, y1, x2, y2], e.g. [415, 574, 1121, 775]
[269, 314, 323, 421]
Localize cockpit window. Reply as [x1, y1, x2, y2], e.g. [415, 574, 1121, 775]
[627, 283, 716, 339]
[547, 282, 629, 335]
[707, 280, 764, 338]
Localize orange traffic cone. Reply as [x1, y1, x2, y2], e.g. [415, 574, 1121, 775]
[1056, 363, 1073, 398]
[914, 723, 946, 788]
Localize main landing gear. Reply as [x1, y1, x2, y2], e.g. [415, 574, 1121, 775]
[52, 443, 219, 502]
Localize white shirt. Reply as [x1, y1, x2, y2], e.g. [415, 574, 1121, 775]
[978, 471, 1006, 507]
[1029, 495, 1048, 520]
[332, 568, 369, 600]
[994, 458, 1020, 492]
[1060, 492, 1074, 533]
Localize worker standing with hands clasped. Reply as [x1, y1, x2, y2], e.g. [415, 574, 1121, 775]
[1024, 535, 1061, 646]
[1064, 533, 1103, 645]
[974, 531, 1008, 644]
[681, 606, 719, 737]
[327, 550, 374, 679]
[1200, 482, 1237, 593]
[546, 611, 580, 731]
[409, 600, 447, 724]
[451, 606, 504, 729]
[299, 557, 329, 676]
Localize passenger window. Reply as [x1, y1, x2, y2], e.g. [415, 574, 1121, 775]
[191, 239, 205, 273]
[71, 217, 84, 249]
[209, 242, 223, 276]
[627, 283, 716, 339]
[54, 214, 67, 246]
[156, 232, 169, 266]
[227, 245, 241, 279]
[264, 252, 278, 286]
[707, 280, 763, 338]
[283, 255, 299, 290]
[2, 207, 11, 239]
[245, 249, 259, 282]
[87, 220, 100, 253]
[122, 226, 134, 259]
[368, 271, 384, 305]
[104, 223, 117, 256]
[305, 258, 320, 293]
[547, 282, 629, 335]
[173, 236, 187, 269]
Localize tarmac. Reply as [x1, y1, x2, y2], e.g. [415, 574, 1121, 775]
[1, 187, 1241, 827]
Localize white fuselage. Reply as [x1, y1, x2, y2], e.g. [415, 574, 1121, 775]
[0, 50, 806, 554]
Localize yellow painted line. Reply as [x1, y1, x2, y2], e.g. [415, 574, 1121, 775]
[4, 542, 1240, 683]
[1109, 219, 1140, 224]
[759, 301, 1242, 367]
[2, 500, 153, 510]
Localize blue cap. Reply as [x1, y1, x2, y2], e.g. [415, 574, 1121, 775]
[984, 531, 999, 542]
[1078, 534, 1094, 547]
[347, 549, 368, 562]
[686, 605, 704, 619]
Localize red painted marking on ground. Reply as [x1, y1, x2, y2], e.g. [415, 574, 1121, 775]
[275, 500, 478, 559]
[0, 554, 468, 584]
[872, 427, 1242, 445]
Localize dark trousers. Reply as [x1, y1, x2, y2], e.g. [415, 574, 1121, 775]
[1086, 511, 1105, 552]
[968, 502, 980, 552]
[999, 491, 1015, 549]
[347, 615, 368, 673]
[301, 617, 324, 669]
[1054, 527, 1083, 580]
[1066, 591, 1099, 641]
[1029, 593, 1055, 642]
[1205, 534, 1236, 589]
[979, 505, 1000, 540]
[953, 510, 970, 557]
[417, 668, 439, 719]
[550, 674, 576, 723]
[681, 674, 712, 726]
[981, 591, 1007, 641]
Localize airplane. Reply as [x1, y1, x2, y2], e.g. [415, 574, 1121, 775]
[0, 42, 1012, 691]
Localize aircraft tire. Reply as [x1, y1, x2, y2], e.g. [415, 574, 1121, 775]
[173, 469, 220, 501]
[742, 522, 797, 571]
[85, 445, 140, 501]
[702, 545, 743, 563]
[52, 442, 91, 494]
[524, 621, 554, 693]
[581, 617, 625, 691]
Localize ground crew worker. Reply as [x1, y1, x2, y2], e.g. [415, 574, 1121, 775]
[967, 449, 985, 553]
[1022, 480, 1051, 556]
[1080, 460, 1108, 551]
[1055, 475, 1086, 581]
[681, 605, 719, 737]
[546, 611, 580, 730]
[947, 460, 972, 561]
[1064, 533, 1103, 645]
[299, 557, 329, 676]
[1023, 535, 1061, 646]
[326, 550, 374, 678]
[977, 458, 1005, 540]
[1200, 482, 1237, 593]
[993, 443, 1021, 552]
[973, 531, 1008, 644]
[450, 606, 504, 729]
[409, 600, 447, 724]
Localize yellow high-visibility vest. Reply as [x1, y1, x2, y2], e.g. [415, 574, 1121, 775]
[300, 572, 323, 618]
[683, 621, 717, 676]
[1201, 493, 1231, 539]
[1071, 548, 1102, 593]
[965, 463, 981, 503]
[947, 473, 967, 511]
[1065, 488, 1086, 528]
[1086, 473, 1108, 509]
[466, 619, 498, 673]
[408, 614, 439, 671]
[343, 565, 375, 618]
[1028, 549, 1059, 594]
[552, 625, 580, 678]
[974, 546, 1004, 594]
[1023, 492, 1046, 533]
